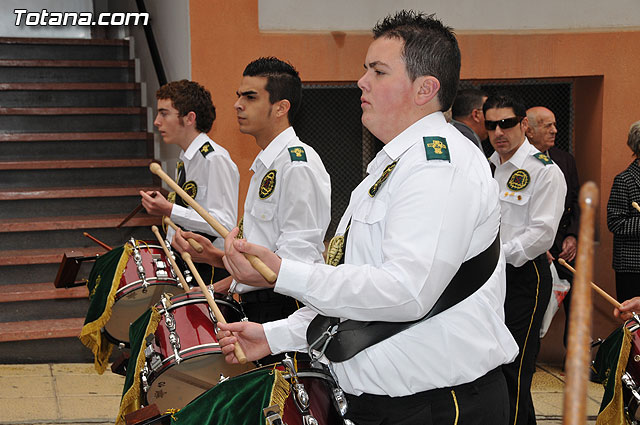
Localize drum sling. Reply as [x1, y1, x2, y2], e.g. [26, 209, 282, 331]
[306, 232, 500, 363]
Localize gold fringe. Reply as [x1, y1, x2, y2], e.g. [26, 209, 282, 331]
[79, 244, 133, 374]
[596, 326, 633, 425]
[116, 307, 162, 425]
[269, 369, 291, 418]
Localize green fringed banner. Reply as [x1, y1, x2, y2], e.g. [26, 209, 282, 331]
[593, 324, 633, 425]
[170, 366, 290, 425]
[79, 244, 131, 374]
[116, 307, 161, 425]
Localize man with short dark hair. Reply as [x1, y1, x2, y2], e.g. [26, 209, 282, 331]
[485, 93, 566, 425]
[140, 79, 239, 284]
[173, 58, 331, 329]
[217, 11, 518, 424]
[451, 88, 489, 153]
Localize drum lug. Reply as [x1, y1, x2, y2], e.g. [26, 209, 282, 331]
[160, 298, 182, 364]
[263, 405, 285, 425]
[302, 415, 319, 425]
[153, 254, 169, 279]
[141, 365, 151, 393]
[332, 387, 349, 416]
[131, 239, 150, 292]
[294, 384, 310, 410]
[143, 335, 163, 373]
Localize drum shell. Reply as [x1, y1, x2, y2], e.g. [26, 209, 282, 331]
[103, 242, 182, 344]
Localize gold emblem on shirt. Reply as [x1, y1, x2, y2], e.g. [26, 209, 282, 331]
[369, 161, 398, 197]
[507, 169, 530, 191]
[326, 234, 345, 266]
[259, 170, 277, 199]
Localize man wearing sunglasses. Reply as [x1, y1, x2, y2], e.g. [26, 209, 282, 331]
[484, 92, 566, 425]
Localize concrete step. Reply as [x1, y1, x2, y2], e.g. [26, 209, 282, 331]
[0, 82, 140, 107]
[0, 185, 161, 200]
[0, 37, 129, 60]
[0, 59, 134, 83]
[0, 132, 152, 161]
[0, 318, 86, 343]
[0, 215, 160, 251]
[0, 107, 146, 133]
[0, 282, 88, 303]
[1, 298, 89, 323]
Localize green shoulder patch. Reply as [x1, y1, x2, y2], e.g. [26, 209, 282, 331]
[288, 146, 307, 162]
[423, 137, 450, 162]
[507, 169, 530, 191]
[200, 142, 214, 157]
[533, 152, 553, 165]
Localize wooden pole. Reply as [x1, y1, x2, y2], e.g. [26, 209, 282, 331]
[563, 181, 598, 425]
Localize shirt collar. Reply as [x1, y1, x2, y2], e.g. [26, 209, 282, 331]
[489, 137, 532, 168]
[251, 126, 295, 171]
[367, 112, 447, 174]
[181, 133, 208, 160]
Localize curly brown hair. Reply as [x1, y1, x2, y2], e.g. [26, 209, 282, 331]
[156, 80, 216, 133]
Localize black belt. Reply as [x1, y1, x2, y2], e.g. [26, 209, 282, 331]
[306, 232, 501, 363]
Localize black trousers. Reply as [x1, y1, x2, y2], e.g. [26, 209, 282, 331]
[240, 288, 301, 365]
[344, 367, 509, 425]
[615, 271, 640, 303]
[502, 255, 552, 425]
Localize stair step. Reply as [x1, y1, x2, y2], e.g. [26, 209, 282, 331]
[0, 106, 144, 115]
[0, 131, 149, 142]
[0, 214, 160, 232]
[0, 158, 152, 170]
[0, 283, 88, 303]
[0, 185, 162, 200]
[0, 108, 146, 133]
[0, 59, 135, 83]
[0, 37, 129, 61]
[0, 83, 141, 108]
[0, 247, 103, 267]
[0, 318, 85, 342]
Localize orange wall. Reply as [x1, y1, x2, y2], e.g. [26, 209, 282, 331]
[190, 0, 640, 363]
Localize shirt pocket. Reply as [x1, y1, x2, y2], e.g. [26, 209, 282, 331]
[352, 198, 387, 225]
[250, 201, 277, 221]
[501, 192, 531, 226]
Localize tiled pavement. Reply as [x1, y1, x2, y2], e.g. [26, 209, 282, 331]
[0, 363, 603, 425]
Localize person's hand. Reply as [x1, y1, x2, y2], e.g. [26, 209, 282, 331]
[545, 250, 555, 264]
[559, 236, 577, 262]
[140, 190, 173, 216]
[217, 321, 272, 364]
[213, 276, 233, 294]
[614, 297, 640, 321]
[222, 227, 281, 287]
[172, 229, 224, 267]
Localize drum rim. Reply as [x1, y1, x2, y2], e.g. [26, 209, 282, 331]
[114, 278, 180, 300]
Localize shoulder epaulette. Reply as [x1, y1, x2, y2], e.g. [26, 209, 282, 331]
[423, 136, 450, 162]
[288, 146, 307, 162]
[533, 152, 553, 165]
[200, 142, 214, 157]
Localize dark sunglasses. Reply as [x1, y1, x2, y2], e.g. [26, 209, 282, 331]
[484, 116, 523, 131]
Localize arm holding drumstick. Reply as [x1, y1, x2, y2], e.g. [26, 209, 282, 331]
[181, 252, 247, 364]
[150, 162, 277, 283]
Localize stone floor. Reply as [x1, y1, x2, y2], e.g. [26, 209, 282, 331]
[0, 362, 603, 425]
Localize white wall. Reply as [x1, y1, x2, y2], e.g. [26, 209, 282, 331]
[0, 0, 93, 38]
[259, 0, 640, 31]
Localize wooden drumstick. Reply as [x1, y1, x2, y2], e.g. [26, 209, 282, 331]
[83, 232, 112, 251]
[163, 216, 204, 253]
[558, 258, 622, 309]
[151, 225, 189, 291]
[150, 162, 277, 283]
[632, 201, 640, 213]
[181, 252, 247, 364]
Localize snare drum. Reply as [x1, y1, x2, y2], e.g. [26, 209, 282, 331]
[140, 291, 253, 412]
[103, 240, 183, 344]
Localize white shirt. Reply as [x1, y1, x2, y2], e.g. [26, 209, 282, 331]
[489, 139, 567, 267]
[263, 113, 518, 396]
[169, 133, 240, 250]
[233, 127, 331, 294]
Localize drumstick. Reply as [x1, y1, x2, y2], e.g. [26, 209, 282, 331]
[150, 162, 277, 283]
[151, 225, 189, 291]
[632, 201, 640, 213]
[181, 252, 247, 364]
[116, 204, 144, 228]
[83, 232, 112, 251]
[558, 258, 622, 309]
[163, 217, 204, 253]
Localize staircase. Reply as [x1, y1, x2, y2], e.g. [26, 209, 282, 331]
[0, 37, 163, 363]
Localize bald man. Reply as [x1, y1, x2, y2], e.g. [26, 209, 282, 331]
[526, 106, 580, 346]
